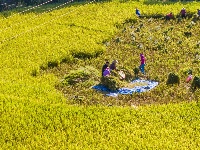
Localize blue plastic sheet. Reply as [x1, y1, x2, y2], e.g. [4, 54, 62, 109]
[92, 79, 158, 97]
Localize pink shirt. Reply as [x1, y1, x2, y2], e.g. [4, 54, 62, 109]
[140, 54, 145, 64]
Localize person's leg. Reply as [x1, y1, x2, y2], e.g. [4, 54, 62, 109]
[142, 64, 145, 74]
[140, 64, 145, 74]
[139, 65, 142, 72]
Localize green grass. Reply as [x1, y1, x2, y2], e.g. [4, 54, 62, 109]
[1, 99, 200, 149]
[49, 17, 200, 106]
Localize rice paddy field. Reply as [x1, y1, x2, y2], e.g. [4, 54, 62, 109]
[0, 0, 200, 149]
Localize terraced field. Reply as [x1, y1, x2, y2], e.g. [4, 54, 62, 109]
[0, 1, 200, 149]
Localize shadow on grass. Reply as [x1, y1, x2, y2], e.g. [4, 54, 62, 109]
[0, 1, 96, 18]
[143, 0, 195, 6]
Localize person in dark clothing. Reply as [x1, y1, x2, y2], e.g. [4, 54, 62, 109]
[102, 61, 109, 76]
[197, 9, 200, 17]
[110, 60, 118, 71]
[180, 8, 186, 19]
[166, 12, 173, 20]
[135, 8, 141, 17]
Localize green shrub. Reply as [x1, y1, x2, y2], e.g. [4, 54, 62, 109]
[191, 76, 200, 92]
[101, 76, 124, 91]
[166, 73, 180, 85]
[72, 48, 104, 59]
[31, 68, 39, 77]
[62, 66, 100, 85]
[47, 60, 60, 68]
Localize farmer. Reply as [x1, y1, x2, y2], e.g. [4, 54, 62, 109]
[135, 8, 141, 17]
[103, 67, 111, 77]
[110, 60, 118, 71]
[180, 8, 186, 19]
[166, 12, 173, 20]
[197, 9, 200, 17]
[139, 53, 146, 74]
[186, 70, 193, 83]
[102, 61, 109, 76]
[119, 70, 126, 80]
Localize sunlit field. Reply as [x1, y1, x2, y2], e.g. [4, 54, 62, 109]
[0, 0, 200, 149]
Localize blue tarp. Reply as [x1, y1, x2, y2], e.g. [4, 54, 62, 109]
[92, 79, 159, 97]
